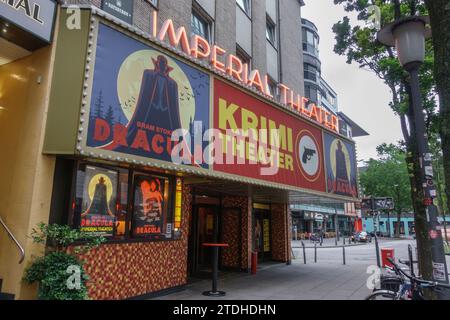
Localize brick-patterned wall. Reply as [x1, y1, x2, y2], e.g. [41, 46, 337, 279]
[76, 185, 192, 300]
[222, 196, 250, 270]
[271, 203, 288, 262]
[220, 208, 240, 268]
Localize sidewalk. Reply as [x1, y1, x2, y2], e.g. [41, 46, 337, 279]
[152, 239, 419, 301]
[152, 262, 373, 301]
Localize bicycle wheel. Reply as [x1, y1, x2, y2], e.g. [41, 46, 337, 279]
[365, 290, 397, 300]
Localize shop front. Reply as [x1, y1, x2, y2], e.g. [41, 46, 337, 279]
[291, 211, 336, 240]
[0, 5, 360, 300]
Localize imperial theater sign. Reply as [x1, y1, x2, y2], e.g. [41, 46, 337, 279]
[44, 7, 359, 201]
[0, 0, 56, 44]
[151, 11, 340, 133]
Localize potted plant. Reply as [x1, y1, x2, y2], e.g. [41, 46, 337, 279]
[23, 223, 106, 300]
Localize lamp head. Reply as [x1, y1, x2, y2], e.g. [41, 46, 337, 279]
[377, 16, 431, 70]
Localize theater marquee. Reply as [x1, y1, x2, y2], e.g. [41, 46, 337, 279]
[44, 8, 359, 200]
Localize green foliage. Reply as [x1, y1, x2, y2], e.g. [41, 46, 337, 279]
[24, 223, 106, 300]
[23, 252, 89, 300]
[332, 0, 437, 127]
[31, 222, 106, 254]
[360, 143, 413, 215]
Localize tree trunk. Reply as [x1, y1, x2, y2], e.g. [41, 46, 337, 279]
[425, 0, 450, 229]
[406, 147, 433, 280]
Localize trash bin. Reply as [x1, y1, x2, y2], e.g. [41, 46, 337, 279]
[251, 252, 258, 275]
[381, 248, 395, 268]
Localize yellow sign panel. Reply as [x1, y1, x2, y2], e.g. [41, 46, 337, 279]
[175, 179, 182, 229]
[263, 219, 270, 252]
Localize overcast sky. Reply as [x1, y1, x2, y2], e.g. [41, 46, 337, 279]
[302, 0, 404, 163]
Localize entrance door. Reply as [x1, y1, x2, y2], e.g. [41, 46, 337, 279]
[190, 205, 220, 276]
[253, 210, 272, 262]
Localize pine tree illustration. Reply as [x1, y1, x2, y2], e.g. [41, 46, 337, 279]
[93, 90, 105, 119]
[105, 105, 115, 126]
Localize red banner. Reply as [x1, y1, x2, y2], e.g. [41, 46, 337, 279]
[213, 79, 326, 192]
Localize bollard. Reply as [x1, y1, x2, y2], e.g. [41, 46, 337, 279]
[302, 241, 306, 264]
[408, 245, 415, 276]
[314, 243, 317, 263]
[343, 237, 346, 245]
[343, 245, 346, 265]
[335, 237, 338, 246]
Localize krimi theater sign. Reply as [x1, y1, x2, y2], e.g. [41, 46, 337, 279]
[0, 0, 56, 43]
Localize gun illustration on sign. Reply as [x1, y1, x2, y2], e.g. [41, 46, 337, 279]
[302, 147, 316, 164]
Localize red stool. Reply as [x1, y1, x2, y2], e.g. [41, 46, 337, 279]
[202, 243, 229, 297]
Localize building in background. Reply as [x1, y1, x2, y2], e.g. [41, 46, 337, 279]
[290, 17, 369, 239]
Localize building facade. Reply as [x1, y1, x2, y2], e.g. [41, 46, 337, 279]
[362, 214, 450, 238]
[0, 0, 362, 300]
[290, 18, 368, 239]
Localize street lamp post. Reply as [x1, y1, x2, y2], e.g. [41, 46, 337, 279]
[378, 16, 449, 284]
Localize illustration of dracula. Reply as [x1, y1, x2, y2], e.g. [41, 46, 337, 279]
[123, 55, 182, 147]
[335, 141, 350, 183]
[81, 176, 114, 217]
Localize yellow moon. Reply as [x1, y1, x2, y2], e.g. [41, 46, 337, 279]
[117, 50, 195, 130]
[330, 139, 351, 181]
[88, 174, 113, 202]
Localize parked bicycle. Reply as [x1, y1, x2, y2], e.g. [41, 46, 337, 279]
[366, 258, 450, 300]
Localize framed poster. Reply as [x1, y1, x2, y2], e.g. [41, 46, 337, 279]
[132, 174, 169, 239]
[79, 166, 118, 237]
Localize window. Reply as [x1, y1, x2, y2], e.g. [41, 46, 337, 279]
[236, 45, 252, 70]
[304, 64, 319, 82]
[237, 0, 251, 16]
[304, 84, 318, 103]
[266, 76, 278, 98]
[266, 18, 276, 45]
[302, 28, 319, 56]
[71, 162, 181, 242]
[191, 10, 211, 42]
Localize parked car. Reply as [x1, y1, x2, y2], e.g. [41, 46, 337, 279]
[353, 231, 372, 243]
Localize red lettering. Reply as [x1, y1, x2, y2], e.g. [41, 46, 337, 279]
[113, 124, 128, 147]
[131, 130, 151, 151]
[152, 134, 164, 154]
[94, 118, 110, 142]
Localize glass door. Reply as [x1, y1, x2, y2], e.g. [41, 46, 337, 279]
[190, 205, 220, 276]
[253, 210, 272, 262]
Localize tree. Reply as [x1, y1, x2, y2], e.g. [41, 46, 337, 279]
[93, 90, 105, 119]
[105, 105, 115, 126]
[332, 0, 439, 284]
[423, 0, 450, 226]
[360, 143, 413, 237]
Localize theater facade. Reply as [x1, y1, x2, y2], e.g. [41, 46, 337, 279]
[1, 5, 361, 300]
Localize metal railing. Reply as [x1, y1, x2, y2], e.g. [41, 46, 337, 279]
[0, 216, 25, 264]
